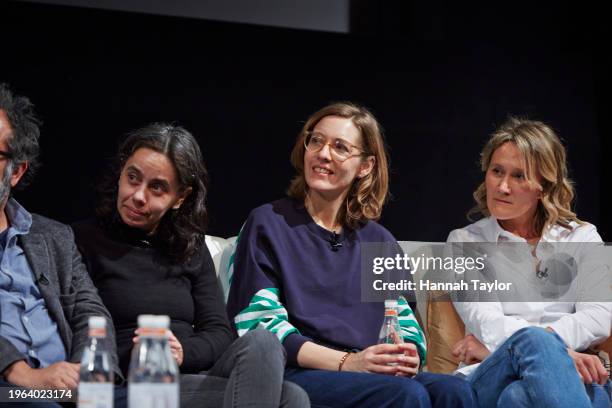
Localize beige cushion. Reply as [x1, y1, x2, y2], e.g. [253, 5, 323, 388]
[596, 335, 612, 356]
[425, 292, 464, 374]
[425, 295, 612, 376]
[403, 242, 464, 373]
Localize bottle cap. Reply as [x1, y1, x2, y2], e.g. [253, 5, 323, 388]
[384, 299, 398, 309]
[88, 316, 106, 329]
[137, 314, 170, 329]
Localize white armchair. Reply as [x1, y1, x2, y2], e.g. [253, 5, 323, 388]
[205, 235, 238, 302]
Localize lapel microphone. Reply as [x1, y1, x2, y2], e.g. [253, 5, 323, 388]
[329, 231, 342, 251]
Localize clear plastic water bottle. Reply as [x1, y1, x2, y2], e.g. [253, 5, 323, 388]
[377, 299, 404, 365]
[128, 315, 179, 408]
[78, 316, 114, 408]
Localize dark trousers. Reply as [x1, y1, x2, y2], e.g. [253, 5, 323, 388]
[284, 369, 476, 408]
[180, 330, 309, 408]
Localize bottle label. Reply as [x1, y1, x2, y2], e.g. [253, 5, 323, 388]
[78, 382, 113, 408]
[128, 383, 179, 408]
[88, 328, 107, 338]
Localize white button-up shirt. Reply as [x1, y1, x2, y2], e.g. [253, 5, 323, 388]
[448, 216, 612, 376]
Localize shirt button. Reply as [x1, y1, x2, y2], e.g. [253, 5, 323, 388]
[23, 316, 29, 322]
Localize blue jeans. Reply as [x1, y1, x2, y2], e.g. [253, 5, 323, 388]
[467, 326, 612, 408]
[285, 368, 476, 408]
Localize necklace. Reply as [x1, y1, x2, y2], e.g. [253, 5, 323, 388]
[304, 198, 341, 233]
[311, 214, 340, 233]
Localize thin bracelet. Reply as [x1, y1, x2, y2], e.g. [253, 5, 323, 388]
[338, 352, 352, 371]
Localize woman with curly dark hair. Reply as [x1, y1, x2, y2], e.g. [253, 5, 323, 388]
[72, 123, 308, 408]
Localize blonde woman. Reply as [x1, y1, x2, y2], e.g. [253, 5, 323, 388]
[449, 117, 612, 408]
[227, 102, 475, 408]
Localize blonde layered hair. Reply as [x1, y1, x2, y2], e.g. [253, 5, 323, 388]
[471, 117, 581, 233]
[287, 102, 389, 229]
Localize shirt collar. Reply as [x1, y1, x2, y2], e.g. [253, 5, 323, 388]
[483, 216, 571, 243]
[483, 216, 527, 243]
[4, 198, 33, 236]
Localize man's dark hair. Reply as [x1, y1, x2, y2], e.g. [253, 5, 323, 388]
[0, 83, 41, 189]
[96, 123, 209, 263]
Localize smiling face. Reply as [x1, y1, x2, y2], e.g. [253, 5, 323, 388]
[485, 142, 542, 228]
[116, 147, 190, 234]
[303, 115, 374, 200]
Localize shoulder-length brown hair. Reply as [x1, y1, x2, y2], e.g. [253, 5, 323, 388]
[470, 116, 581, 233]
[287, 102, 389, 229]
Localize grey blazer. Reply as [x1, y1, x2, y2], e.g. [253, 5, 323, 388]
[0, 214, 122, 381]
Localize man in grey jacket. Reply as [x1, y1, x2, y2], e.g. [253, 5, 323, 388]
[0, 83, 124, 406]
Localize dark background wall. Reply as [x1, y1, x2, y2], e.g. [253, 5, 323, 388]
[2, 1, 610, 240]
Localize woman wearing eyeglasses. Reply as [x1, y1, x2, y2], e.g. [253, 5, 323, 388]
[226, 102, 476, 408]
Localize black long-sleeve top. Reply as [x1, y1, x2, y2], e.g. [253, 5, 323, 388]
[72, 219, 234, 377]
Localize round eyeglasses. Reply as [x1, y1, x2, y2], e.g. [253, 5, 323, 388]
[304, 131, 366, 162]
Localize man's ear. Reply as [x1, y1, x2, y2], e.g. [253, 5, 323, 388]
[172, 186, 193, 210]
[10, 161, 28, 188]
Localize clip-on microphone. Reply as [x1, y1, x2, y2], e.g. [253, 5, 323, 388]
[328, 231, 342, 251]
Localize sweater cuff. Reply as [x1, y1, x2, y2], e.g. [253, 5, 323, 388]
[282, 333, 311, 367]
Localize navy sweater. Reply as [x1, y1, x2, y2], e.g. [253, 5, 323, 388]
[226, 198, 426, 366]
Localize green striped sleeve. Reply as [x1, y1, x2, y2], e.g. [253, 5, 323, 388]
[234, 288, 299, 343]
[397, 296, 427, 363]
